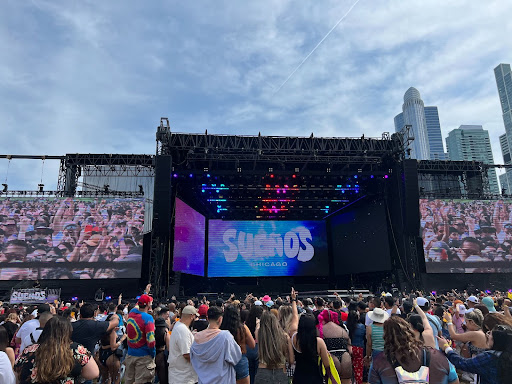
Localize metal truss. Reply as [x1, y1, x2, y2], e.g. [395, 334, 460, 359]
[417, 160, 485, 173]
[0, 190, 143, 198]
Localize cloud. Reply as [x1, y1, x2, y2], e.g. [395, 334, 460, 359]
[0, 0, 511, 189]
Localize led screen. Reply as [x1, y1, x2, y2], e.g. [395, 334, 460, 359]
[420, 198, 512, 273]
[173, 198, 205, 276]
[0, 197, 144, 280]
[208, 220, 328, 277]
[331, 200, 391, 274]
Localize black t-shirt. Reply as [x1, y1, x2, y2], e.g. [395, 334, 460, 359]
[193, 319, 208, 332]
[2, 321, 18, 343]
[71, 319, 109, 354]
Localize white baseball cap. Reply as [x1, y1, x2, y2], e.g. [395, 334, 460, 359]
[467, 295, 479, 304]
[458, 304, 467, 315]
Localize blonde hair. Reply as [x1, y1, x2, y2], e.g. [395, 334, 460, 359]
[6, 313, 19, 322]
[465, 309, 484, 328]
[278, 305, 293, 334]
[258, 311, 287, 369]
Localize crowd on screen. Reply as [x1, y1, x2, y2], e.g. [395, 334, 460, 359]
[421, 199, 512, 272]
[0, 197, 144, 280]
[1, 286, 512, 384]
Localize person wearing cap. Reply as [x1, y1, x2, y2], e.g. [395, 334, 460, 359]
[364, 308, 389, 367]
[125, 294, 156, 384]
[168, 305, 198, 384]
[416, 297, 443, 347]
[193, 304, 209, 333]
[482, 297, 497, 313]
[190, 306, 242, 384]
[467, 295, 479, 309]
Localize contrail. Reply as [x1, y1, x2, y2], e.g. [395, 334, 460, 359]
[272, 0, 362, 95]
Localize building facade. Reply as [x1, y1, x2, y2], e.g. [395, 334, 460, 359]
[445, 125, 499, 194]
[495, 64, 512, 193]
[394, 88, 446, 160]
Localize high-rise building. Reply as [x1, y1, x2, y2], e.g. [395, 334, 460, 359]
[394, 87, 446, 160]
[495, 64, 512, 193]
[445, 125, 499, 194]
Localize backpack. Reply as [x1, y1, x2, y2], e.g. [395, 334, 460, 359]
[388, 348, 430, 384]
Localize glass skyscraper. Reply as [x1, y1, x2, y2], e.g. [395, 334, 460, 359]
[445, 125, 500, 194]
[394, 88, 446, 160]
[495, 64, 512, 192]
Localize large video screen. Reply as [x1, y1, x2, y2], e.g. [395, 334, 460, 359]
[420, 198, 512, 273]
[331, 200, 391, 274]
[0, 197, 144, 280]
[173, 198, 205, 276]
[208, 220, 328, 277]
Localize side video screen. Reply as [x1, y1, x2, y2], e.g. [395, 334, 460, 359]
[173, 198, 205, 276]
[0, 197, 145, 280]
[421, 198, 512, 273]
[208, 220, 328, 277]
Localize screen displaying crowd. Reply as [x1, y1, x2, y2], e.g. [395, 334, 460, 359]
[0, 197, 145, 280]
[421, 198, 512, 273]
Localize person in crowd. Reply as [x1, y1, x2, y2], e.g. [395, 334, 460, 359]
[19, 311, 53, 353]
[365, 297, 382, 326]
[467, 295, 479, 309]
[482, 296, 497, 313]
[15, 304, 51, 355]
[383, 296, 401, 316]
[0, 326, 15, 367]
[444, 308, 487, 357]
[292, 313, 330, 384]
[194, 304, 209, 332]
[416, 297, 443, 345]
[246, 304, 264, 384]
[71, 303, 119, 359]
[0, 326, 15, 384]
[254, 311, 293, 384]
[15, 316, 99, 384]
[318, 309, 352, 383]
[168, 305, 198, 384]
[346, 310, 366, 384]
[408, 299, 436, 349]
[125, 294, 156, 384]
[369, 316, 459, 384]
[365, 308, 388, 367]
[98, 314, 126, 384]
[482, 312, 512, 333]
[191, 306, 242, 384]
[221, 305, 256, 384]
[313, 297, 325, 318]
[2, 312, 19, 345]
[155, 307, 170, 384]
[438, 325, 512, 384]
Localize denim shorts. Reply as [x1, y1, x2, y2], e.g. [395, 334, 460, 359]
[234, 354, 249, 380]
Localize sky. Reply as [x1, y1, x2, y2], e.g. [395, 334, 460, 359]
[1, 0, 511, 190]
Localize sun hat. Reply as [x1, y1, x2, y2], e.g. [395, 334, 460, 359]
[367, 308, 390, 323]
[182, 305, 198, 316]
[482, 297, 496, 313]
[262, 295, 271, 302]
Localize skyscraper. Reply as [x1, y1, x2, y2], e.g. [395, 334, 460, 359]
[445, 125, 499, 194]
[394, 87, 446, 160]
[495, 64, 512, 192]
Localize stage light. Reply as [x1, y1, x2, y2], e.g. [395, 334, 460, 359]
[72, 296, 78, 301]
[106, 296, 112, 300]
[1, 184, 7, 192]
[370, 175, 374, 178]
[292, 174, 296, 178]
[270, 174, 274, 178]
[206, 174, 211, 178]
[189, 174, 193, 178]
[354, 175, 358, 179]
[173, 173, 178, 178]
[136, 296, 141, 300]
[384, 175, 389, 179]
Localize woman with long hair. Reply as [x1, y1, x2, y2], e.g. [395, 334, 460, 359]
[370, 316, 459, 383]
[439, 324, 512, 384]
[482, 312, 512, 333]
[14, 316, 99, 384]
[346, 310, 366, 384]
[407, 299, 436, 348]
[246, 305, 264, 384]
[98, 314, 126, 384]
[292, 313, 330, 384]
[318, 309, 352, 383]
[221, 305, 256, 384]
[2, 312, 19, 346]
[254, 311, 293, 384]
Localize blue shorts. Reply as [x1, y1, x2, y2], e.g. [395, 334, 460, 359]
[234, 354, 249, 380]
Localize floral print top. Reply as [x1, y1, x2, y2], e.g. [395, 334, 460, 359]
[15, 342, 91, 384]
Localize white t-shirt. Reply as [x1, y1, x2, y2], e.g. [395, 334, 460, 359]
[365, 312, 373, 326]
[20, 329, 43, 354]
[0, 351, 16, 384]
[167, 321, 197, 384]
[386, 308, 401, 315]
[16, 319, 39, 342]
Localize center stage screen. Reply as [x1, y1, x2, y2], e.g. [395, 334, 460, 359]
[208, 220, 328, 277]
[173, 198, 205, 276]
[421, 198, 512, 273]
[0, 197, 144, 280]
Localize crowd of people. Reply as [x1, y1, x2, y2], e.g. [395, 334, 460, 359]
[0, 197, 145, 280]
[421, 199, 512, 273]
[0, 286, 512, 384]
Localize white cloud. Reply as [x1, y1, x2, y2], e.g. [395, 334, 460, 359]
[0, 0, 511, 189]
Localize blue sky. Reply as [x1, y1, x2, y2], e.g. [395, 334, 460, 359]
[1, 0, 511, 190]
